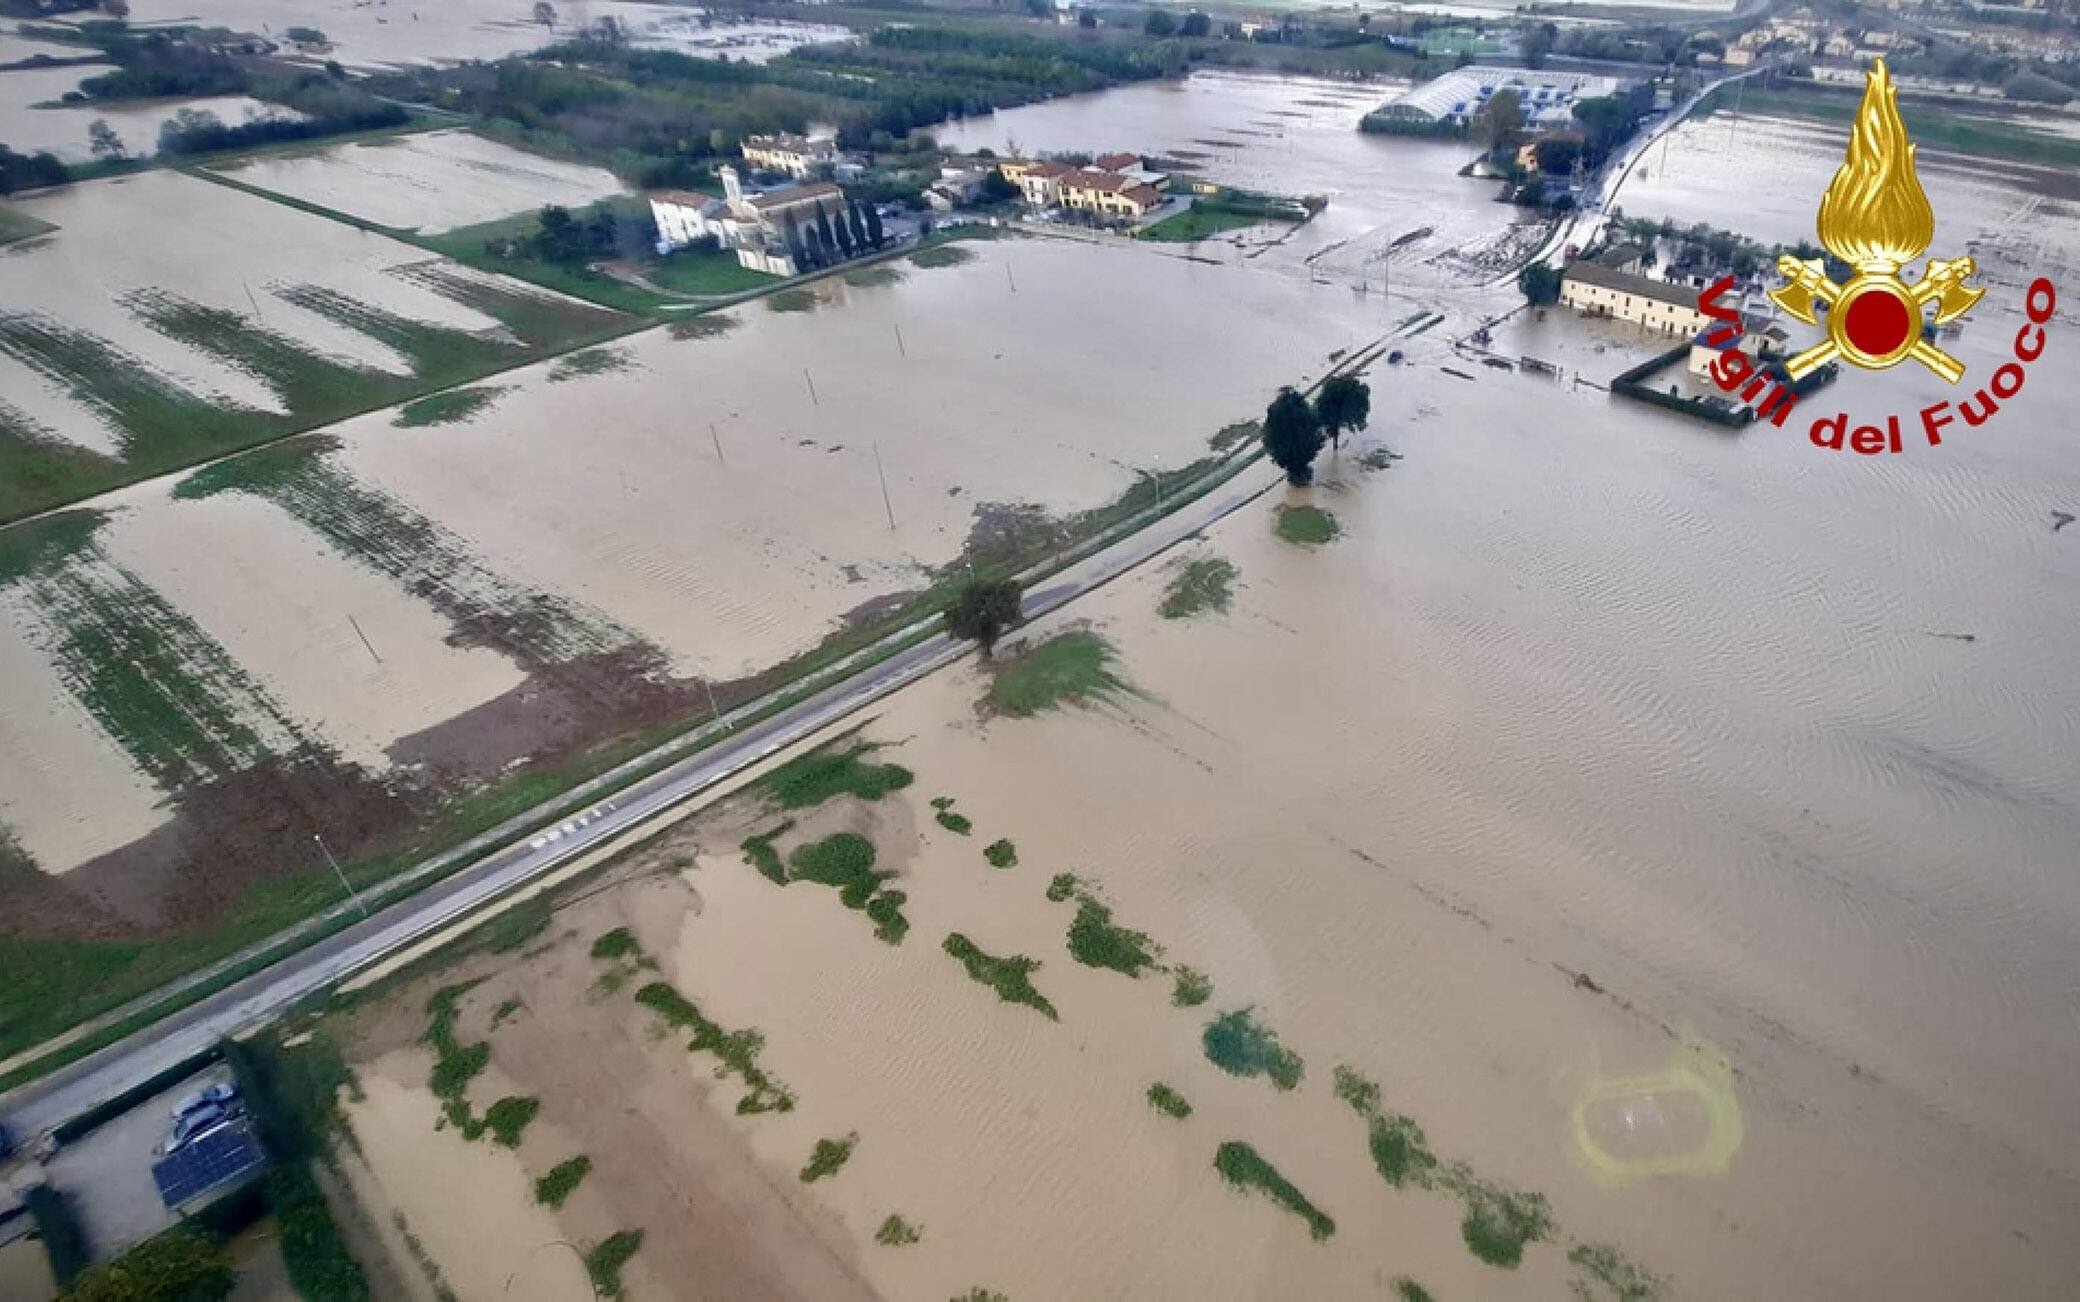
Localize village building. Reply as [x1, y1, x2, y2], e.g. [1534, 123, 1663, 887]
[650, 167, 852, 276]
[1058, 170, 1165, 220]
[1371, 68, 1635, 131]
[740, 132, 838, 178]
[1559, 261, 1713, 337]
[1688, 320, 1790, 377]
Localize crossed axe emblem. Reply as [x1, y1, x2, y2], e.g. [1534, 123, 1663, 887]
[1769, 254, 1984, 383]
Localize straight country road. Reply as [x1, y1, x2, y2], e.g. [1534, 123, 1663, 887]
[0, 464, 1281, 1141]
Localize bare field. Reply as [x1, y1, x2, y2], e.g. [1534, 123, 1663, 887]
[210, 129, 629, 234]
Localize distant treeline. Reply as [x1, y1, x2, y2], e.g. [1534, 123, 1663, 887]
[0, 143, 69, 194]
[158, 102, 408, 155]
[368, 24, 1176, 187]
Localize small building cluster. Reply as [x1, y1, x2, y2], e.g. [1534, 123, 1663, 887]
[651, 165, 870, 277]
[1372, 68, 1635, 130]
[738, 132, 839, 179]
[1558, 258, 1713, 338]
[996, 153, 1170, 224]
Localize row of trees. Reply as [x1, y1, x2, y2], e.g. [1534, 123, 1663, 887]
[0, 142, 68, 194]
[1263, 375, 1372, 486]
[777, 196, 889, 271]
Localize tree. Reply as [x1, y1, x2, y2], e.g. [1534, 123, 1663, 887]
[1522, 21, 1556, 69]
[1261, 387, 1324, 486]
[1518, 261, 1561, 306]
[978, 169, 1019, 204]
[832, 203, 856, 257]
[815, 201, 839, 257]
[805, 222, 827, 268]
[1078, 8, 1097, 26]
[1313, 374, 1371, 452]
[1471, 89, 1523, 152]
[63, 1227, 233, 1302]
[532, 0, 557, 27]
[1180, 10, 1211, 37]
[102, 0, 129, 17]
[1144, 9, 1177, 36]
[847, 199, 871, 252]
[87, 118, 126, 161]
[782, 207, 806, 264]
[944, 577, 1022, 656]
[1533, 135, 1580, 174]
[864, 202, 886, 250]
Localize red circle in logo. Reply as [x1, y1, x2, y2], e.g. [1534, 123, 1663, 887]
[1842, 287, 1914, 358]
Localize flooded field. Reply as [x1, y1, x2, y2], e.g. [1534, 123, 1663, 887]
[112, 0, 841, 72]
[210, 129, 630, 234]
[935, 69, 1539, 289]
[0, 66, 294, 164]
[324, 232, 2079, 1294]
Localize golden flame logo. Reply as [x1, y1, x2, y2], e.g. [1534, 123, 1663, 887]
[1769, 59, 1982, 382]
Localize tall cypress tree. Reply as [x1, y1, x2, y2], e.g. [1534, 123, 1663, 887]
[864, 202, 885, 250]
[832, 203, 856, 258]
[848, 200, 871, 254]
[815, 202, 839, 259]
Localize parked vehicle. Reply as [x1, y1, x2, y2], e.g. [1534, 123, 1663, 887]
[169, 1082, 238, 1122]
[164, 1102, 233, 1154]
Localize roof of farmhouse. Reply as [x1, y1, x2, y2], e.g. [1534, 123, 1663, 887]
[1562, 260, 1702, 309]
[652, 188, 716, 209]
[750, 181, 844, 211]
[1376, 67, 1628, 121]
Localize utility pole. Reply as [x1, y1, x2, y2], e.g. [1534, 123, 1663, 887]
[709, 421, 725, 464]
[1005, 262, 1017, 293]
[873, 442, 896, 530]
[893, 322, 906, 357]
[314, 833, 369, 919]
[703, 676, 727, 729]
[804, 367, 819, 405]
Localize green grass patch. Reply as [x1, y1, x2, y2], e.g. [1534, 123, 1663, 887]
[1065, 893, 1159, 977]
[1202, 1008, 1303, 1090]
[1159, 556, 1238, 620]
[845, 265, 906, 288]
[769, 829, 910, 943]
[585, 1230, 644, 1299]
[1141, 204, 1266, 243]
[1045, 872, 1079, 903]
[763, 739, 914, 809]
[1393, 1279, 1435, 1302]
[647, 249, 782, 296]
[1213, 1141, 1335, 1241]
[546, 346, 632, 383]
[490, 996, 524, 1031]
[910, 244, 977, 269]
[1441, 1167, 1553, 1268]
[482, 1094, 540, 1147]
[1147, 1083, 1192, 1119]
[1567, 1242, 1666, 1301]
[932, 797, 974, 835]
[591, 928, 640, 961]
[423, 982, 543, 1144]
[668, 313, 739, 341]
[1368, 1112, 1439, 1189]
[983, 838, 1017, 869]
[1209, 419, 1259, 452]
[1332, 1064, 1380, 1115]
[535, 1155, 592, 1209]
[1274, 504, 1339, 547]
[766, 287, 821, 312]
[393, 385, 505, 428]
[0, 203, 57, 247]
[1170, 965, 1212, 1008]
[741, 820, 795, 885]
[631, 981, 794, 1114]
[985, 631, 1133, 718]
[800, 1132, 858, 1182]
[943, 933, 1058, 1020]
[875, 1214, 922, 1245]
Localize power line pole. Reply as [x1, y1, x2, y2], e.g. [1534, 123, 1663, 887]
[804, 367, 819, 405]
[874, 443, 896, 530]
[314, 833, 369, 919]
[709, 421, 725, 464]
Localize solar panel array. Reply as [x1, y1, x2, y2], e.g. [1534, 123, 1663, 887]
[151, 1117, 266, 1210]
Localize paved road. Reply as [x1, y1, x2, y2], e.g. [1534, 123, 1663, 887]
[0, 467, 1278, 1141]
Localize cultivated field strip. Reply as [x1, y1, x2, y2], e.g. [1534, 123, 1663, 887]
[0, 510, 307, 792]
[175, 438, 644, 673]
